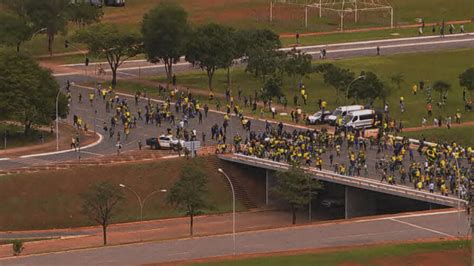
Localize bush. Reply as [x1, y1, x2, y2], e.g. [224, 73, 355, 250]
[12, 239, 24, 256]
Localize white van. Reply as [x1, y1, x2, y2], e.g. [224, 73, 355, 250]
[327, 105, 364, 125]
[343, 109, 376, 129]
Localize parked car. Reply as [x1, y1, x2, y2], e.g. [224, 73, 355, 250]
[321, 198, 345, 208]
[146, 135, 185, 150]
[327, 105, 364, 125]
[342, 109, 378, 130]
[307, 110, 332, 124]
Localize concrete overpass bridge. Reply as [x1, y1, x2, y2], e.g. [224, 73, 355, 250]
[219, 153, 468, 218]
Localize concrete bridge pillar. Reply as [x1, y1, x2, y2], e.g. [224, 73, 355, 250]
[345, 186, 377, 219]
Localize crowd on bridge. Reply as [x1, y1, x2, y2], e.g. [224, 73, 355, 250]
[67, 79, 472, 200]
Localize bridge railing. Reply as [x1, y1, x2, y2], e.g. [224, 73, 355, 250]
[223, 153, 468, 208]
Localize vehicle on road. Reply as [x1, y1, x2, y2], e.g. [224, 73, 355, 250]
[321, 198, 345, 208]
[146, 135, 185, 150]
[327, 105, 364, 125]
[343, 109, 379, 130]
[307, 110, 332, 124]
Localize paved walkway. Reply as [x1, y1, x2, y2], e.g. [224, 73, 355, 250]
[280, 19, 472, 38]
[0, 209, 468, 265]
[0, 210, 311, 258]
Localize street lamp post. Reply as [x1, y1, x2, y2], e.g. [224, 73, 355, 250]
[345, 75, 365, 105]
[119, 184, 167, 242]
[218, 168, 236, 256]
[119, 184, 167, 222]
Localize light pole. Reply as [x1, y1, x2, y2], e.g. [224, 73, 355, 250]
[119, 184, 167, 222]
[56, 82, 74, 151]
[345, 75, 365, 105]
[218, 168, 236, 255]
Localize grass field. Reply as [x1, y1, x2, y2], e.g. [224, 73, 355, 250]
[101, 0, 474, 34]
[401, 126, 474, 146]
[195, 240, 470, 266]
[142, 49, 474, 128]
[0, 123, 52, 151]
[0, 157, 245, 231]
[10, 0, 472, 57]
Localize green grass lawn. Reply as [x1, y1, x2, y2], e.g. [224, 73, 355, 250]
[0, 157, 245, 231]
[141, 49, 474, 128]
[101, 0, 474, 34]
[12, 0, 473, 57]
[195, 240, 470, 266]
[0, 123, 52, 151]
[401, 126, 474, 146]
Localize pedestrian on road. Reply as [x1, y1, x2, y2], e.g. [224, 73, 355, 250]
[376, 46, 380, 56]
[138, 140, 142, 150]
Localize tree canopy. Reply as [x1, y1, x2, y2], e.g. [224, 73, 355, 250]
[82, 181, 124, 246]
[185, 23, 236, 91]
[167, 163, 209, 236]
[74, 24, 142, 88]
[273, 165, 323, 224]
[459, 68, 474, 93]
[316, 64, 355, 101]
[0, 50, 68, 134]
[350, 71, 384, 104]
[142, 3, 190, 85]
[433, 80, 451, 102]
[0, 12, 33, 52]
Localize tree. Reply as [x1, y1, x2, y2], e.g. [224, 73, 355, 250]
[66, 2, 103, 26]
[459, 68, 474, 95]
[0, 51, 68, 135]
[390, 73, 404, 91]
[243, 29, 283, 82]
[141, 3, 190, 86]
[284, 49, 313, 89]
[246, 49, 286, 82]
[23, 0, 70, 55]
[74, 24, 142, 88]
[262, 76, 284, 101]
[433, 80, 451, 102]
[185, 23, 236, 91]
[317, 64, 355, 102]
[82, 181, 124, 246]
[12, 239, 24, 256]
[350, 71, 384, 104]
[167, 163, 209, 236]
[0, 12, 33, 52]
[273, 165, 323, 225]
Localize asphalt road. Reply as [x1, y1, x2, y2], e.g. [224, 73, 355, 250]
[0, 210, 468, 266]
[54, 33, 474, 79]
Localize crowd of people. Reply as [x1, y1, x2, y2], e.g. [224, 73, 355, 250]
[67, 79, 472, 200]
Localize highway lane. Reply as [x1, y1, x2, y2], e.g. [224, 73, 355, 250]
[0, 210, 468, 266]
[54, 33, 474, 79]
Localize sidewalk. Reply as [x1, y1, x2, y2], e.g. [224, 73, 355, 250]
[279, 19, 472, 38]
[0, 210, 307, 258]
[0, 123, 97, 158]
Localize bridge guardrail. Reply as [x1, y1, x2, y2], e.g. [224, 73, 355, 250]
[222, 153, 468, 208]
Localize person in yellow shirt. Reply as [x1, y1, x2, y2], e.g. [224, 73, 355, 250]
[412, 84, 417, 95]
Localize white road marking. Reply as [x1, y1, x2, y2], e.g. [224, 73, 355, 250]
[117, 71, 138, 77]
[389, 218, 455, 238]
[20, 132, 104, 158]
[307, 38, 474, 55]
[0, 158, 10, 161]
[57, 36, 474, 77]
[79, 151, 104, 156]
[353, 209, 462, 223]
[282, 32, 474, 51]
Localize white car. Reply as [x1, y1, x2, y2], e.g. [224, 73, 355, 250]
[327, 105, 364, 125]
[146, 135, 185, 150]
[307, 111, 332, 124]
